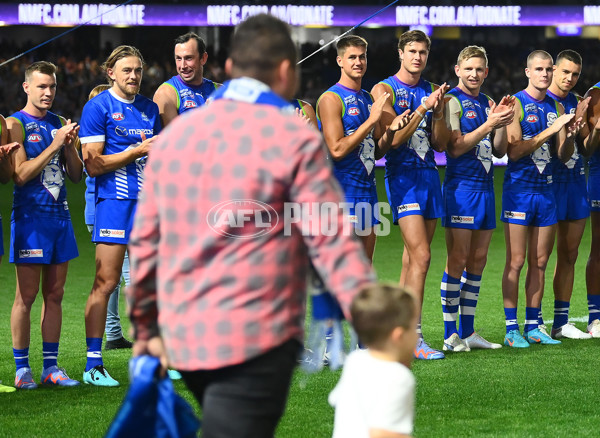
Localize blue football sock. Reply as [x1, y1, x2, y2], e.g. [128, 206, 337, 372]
[441, 272, 461, 339]
[524, 307, 539, 333]
[553, 300, 570, 329]
[588, 294, 600, 325]
[538, 305, 545, 326]
[85, 337, 103, 372]
[42, 342, 59, 370]
[13, 347, 30, 371]
[504, 308, 518, 333]
[458, 271, 482, 339]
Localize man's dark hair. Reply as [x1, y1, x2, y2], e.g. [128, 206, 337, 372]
[556, 49, 582, 67]
[174, 32, 207, 56]
[229, 14, 297, 85]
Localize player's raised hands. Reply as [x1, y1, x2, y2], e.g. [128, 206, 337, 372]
[54, 120, 80, 147]
[425, 82, 450, 113]
[486, 98, 514, 129]
[572, 96, 590, 130]
[566, 116, 585, 139]
[551, 112, 576, 133]
[369, 92, 390, 123]
[0, 142, 20, 159]
[388, 110, 413, 133]
[137, 131, 159, 157]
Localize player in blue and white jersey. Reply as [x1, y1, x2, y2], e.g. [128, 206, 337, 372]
[292, 98, 318, 129]
[153, 32, 220, 127]
[582, 80, 600, 338]
[502, 50, 582, 348]
[79, 46, 160, 386]
[371, 30, 449, 360]
[545, 50, 593, 340]
[7, 61, 82, 389]
[439, 46, 515, 352]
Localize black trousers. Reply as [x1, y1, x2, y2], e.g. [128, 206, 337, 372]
[180, 339, 301, 438]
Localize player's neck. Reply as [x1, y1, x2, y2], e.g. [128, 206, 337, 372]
[338, 74, 362, 91]
[548, 83, 568, 99]
[458, 83, 480, 97]
[525, 84, 547, 101]
[23, 102, 47, 118]
[396, 66, 421, 86]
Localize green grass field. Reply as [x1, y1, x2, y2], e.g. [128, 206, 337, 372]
[0, 167, 599, 437]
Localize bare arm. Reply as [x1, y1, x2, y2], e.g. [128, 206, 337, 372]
[9, 117, 79, 186]
[377, 110, 413, 158]
[0, 116, 19, 184]
[317, 91, 386, 161]
[581, 88, 600, 157]
[506, 103, 572, 161]
[82, 135, 157, 178]
[430, 83, 451, 152]
[153, 83, 179, 128]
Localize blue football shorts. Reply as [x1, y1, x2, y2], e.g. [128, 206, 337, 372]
[92, 198, 137, 244]
[386, 168, 443, 223]
[442, 188, 496, 230]
[345, 195, 381, 232]
[589, 173, 600, 213]
[10, 216, 78, 264]
[501, 190, 557, 227]
[553, 179, 590, 221]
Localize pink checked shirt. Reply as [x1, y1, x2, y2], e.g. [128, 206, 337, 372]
[127, 97, 376, 370]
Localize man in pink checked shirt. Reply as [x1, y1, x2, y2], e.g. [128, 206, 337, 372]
[127, 14, 376, 438]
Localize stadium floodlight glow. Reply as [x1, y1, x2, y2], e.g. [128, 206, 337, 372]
[555, 25, 582, 36]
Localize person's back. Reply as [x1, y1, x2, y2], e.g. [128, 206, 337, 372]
[330, 284, 417, 438]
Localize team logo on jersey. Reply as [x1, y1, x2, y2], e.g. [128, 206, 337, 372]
[526, 114, 539, 123]
[348, 107, 360, 116]
[547, 112, 557, 126]
[465, 110, 477, 119]
[27, 133, 42, 142]
[112, 112, 125, 121]
[51, 129, 57, 138]
[115, 126, 128, 137]
[398, 203, 420, 213]
[485, 107, 491, 116]
[141, 112, 150, 122]
[183, 100, 197, 109]
[19, 249, 43, 258]
[525, 103, 537, 113]
[451, 215, 475, 224]
[25, 122, 39, 131]
[343, 95, 357, 105]
[99, 229, 126, 238]
[504, 210, 526, 220]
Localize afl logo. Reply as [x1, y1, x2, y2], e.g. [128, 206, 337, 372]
[28, 133, 42, 142]
[398, 99, 409, 108]
[348, 107, 360, 116]
[465, 110, 477, 119]
[115, 126, 128, 137]
[112, 112, 124, 121]
[183, 100, 197, 109]
[526, 114, 539, 123]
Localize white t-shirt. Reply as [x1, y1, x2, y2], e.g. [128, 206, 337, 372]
[329, 348, 415, 437]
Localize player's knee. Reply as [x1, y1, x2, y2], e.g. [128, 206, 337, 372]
[507, 255, 525, 272]
[93, 277, 120, 297]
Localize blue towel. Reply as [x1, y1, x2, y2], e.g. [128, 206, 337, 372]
[105, 355, 200, 438]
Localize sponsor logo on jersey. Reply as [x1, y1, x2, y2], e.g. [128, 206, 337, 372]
[343, 95, 356, 105]
[128, 128, 154, 136]
[180, 89, 194, 98]
[348, 107, 360, 116]
[465, 110, 477, 119]
[25, 122, 39, 131]
[592, 200, 600, 208]
[19, 249, 43, 258]
[504, 210, 526, 220]
[398, 203, 420, 213]
[99, 229, 126, 238]
[112, 112, 125, 121]
[526, 114, 539, 123]
[28, 133, 42, 142]
[462, 100, 475, 109]
[115, 126, 128, 137]
[183, 100, 197, 109]
[451, 215, 475, 224]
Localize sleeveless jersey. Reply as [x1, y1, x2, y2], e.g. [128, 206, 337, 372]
[444, 87, 494, 191]
[162, 75, 217, 114]
[317, 83, 376, 196]
[379, 75, 436, 175]
[79, 89, 161, 200]
[589, 82, 600, 177]
[546, 90, 585, 183]
[504, 90, 559, 192]
[9, 110, 70, 219]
